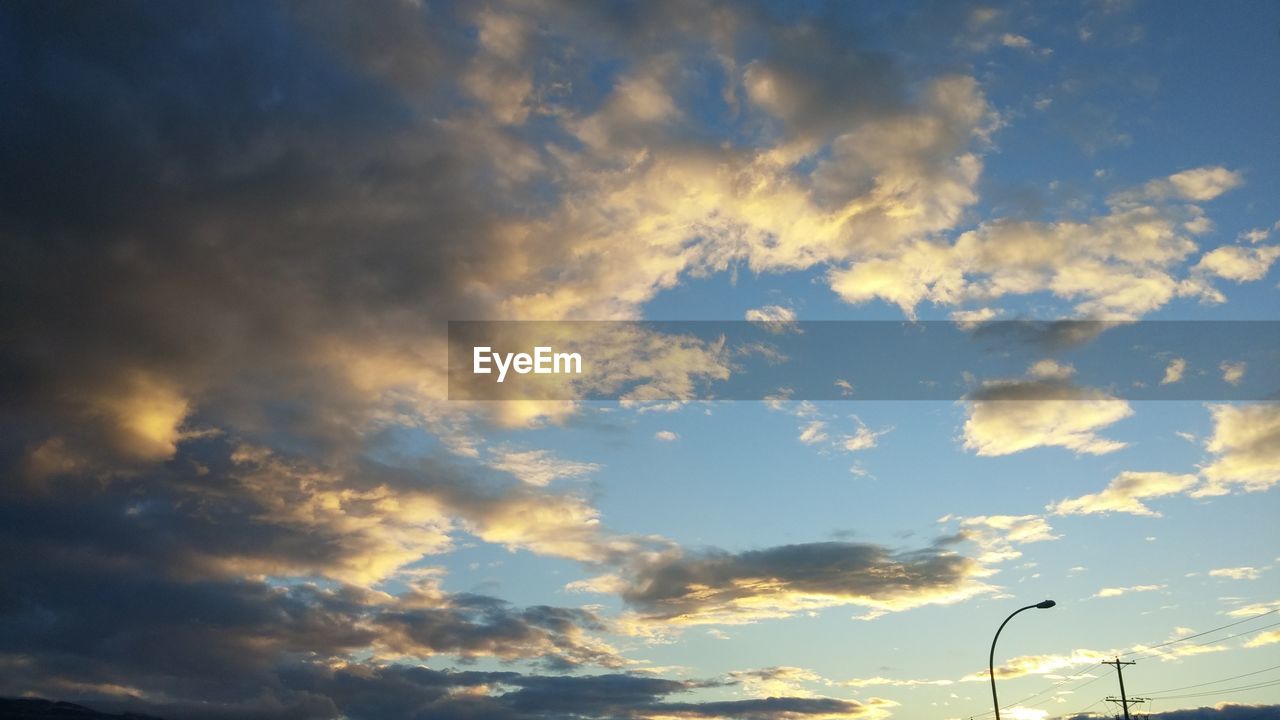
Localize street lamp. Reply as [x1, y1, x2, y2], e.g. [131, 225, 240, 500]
[989, 600, 1056, 720]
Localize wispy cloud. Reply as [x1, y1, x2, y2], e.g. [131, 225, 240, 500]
[1049, 471, 1198, 517]
[488, 448, 601, 486]
[1093, 584, 1166, 598]
[1209, 567, 1260, 581]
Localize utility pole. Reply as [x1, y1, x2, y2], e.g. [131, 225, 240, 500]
[1102, 658, 1141, 720]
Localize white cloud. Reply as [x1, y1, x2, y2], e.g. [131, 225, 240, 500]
[1227, 599, 1280, 618]
[745, 305, 800, 334]
[1195, 245, 1280, 282]
[728, 666, 825, 698]
[1209, 567, 1260, 581]
[962, 649, 1109, 682]
[1000, 33, 1034, 49]
[1093, 584, 1165, 598]
[1194, 404, 1280, 497]
[951, 307, 1001, 327]
[1160, 357, 1187, 385]
[841, 417, 892, 452]
[1219, 360, 1247, 386]
[1245, 630, 1280, 648]
[953, 514, 1058, 564]
[488, 449, 600, 486]
[1239, 227, 1270, 244]
[843, 676, 954, 688]
[1049, 471, 1198, 517]
[654, 430, 680, 442]
[799, 420, 829, 445]
[1028, 359, 1075, 380]
[1112, 166, 1245, 204]
[962, 372, 1132, 457]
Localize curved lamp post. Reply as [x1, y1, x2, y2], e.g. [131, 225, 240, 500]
[989, 600, 1056, 720]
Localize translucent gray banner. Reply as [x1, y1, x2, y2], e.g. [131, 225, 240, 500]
[447, 321, 1279, 401]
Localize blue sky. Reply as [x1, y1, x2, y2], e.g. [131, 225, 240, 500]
[1, 2, 1278, 720]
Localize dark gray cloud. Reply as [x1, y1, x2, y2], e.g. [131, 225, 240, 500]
[1, 662, 872, 720]
[0, 1, 996, 717]
[615, 540, 982, 623]
[1061, 705, 1280, 720]
[0, 437, 634, 710]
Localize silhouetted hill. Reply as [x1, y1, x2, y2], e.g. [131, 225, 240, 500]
[0, 699, 165, 720]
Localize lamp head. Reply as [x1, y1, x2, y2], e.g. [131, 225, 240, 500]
[1036, 599, 1056, 609]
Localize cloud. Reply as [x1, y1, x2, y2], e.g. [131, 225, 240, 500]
[1093, 584, 1165, 598]
[962, 650, 1108, 681]
[0, 2, 1270, 717]
[952, 514, 1059, 564]
[745, 305, 800, 334]
[0, 530, 628, 706]
[962, 371, 1132, 457]
[951, 307, 1002, 327]
[1028, 359, 1076, 380]
[1195, 245, 1280, 282]
[842, 420, 891, 452]
[1219, 361, 1247, 386]
[1227, 599, 1280, 618]
[728, 666, 824, 698]
[842, 676, 954, 688]
[770, 400, 890, 455]
[1161, 358, 1187, 385]
[6, 664, 885, 720]
[1048, 471, 1198, 517]
[1240, 227, 1271, 243]
[830, 166, 1249, 319]
[654, 430, 680, 442]
[799, 420, 830, 445]
[1001, 33, 1034, 49]
[1194, 404, 1280, 497]
[1113, 166, 1245, 204]
[596, 541, 990, 626]
[1209, 567, 1260, 581]
[1244, 630, 1280, 648]
[488, 449, 601, 487]
[1060, 705, 1280, 720]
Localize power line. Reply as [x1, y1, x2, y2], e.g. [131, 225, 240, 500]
[1062, 698, 1105, 718]
[1122, 607, 1279, 658]
[1134, 662, 1280, 696]
[1130, 619, 1280, 661]
[1146, 677, 1280, 701]
[966, 606, 1280, 719]
[967, 665, 1107, 719]
[1102, 658, 1139, 720]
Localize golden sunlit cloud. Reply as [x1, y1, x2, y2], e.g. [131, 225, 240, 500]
[1049, 471, 1199, 517]
[1209, 567, 1261, 581]
[1093, 584, 1165, 599]
[962, 650, 1109, 681]
[1194, 404, 1280, 497]
[962, 364, 1132, 457]
[1244, 630, 1280, 648]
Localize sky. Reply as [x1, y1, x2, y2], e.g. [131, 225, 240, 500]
[1, 2, 1279, 720]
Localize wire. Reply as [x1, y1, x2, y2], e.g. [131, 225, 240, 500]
[1146, 677, 1280, 701]
[1062, 698, 1105, 718]
[963, 606, 1280, 720]
[1134, 662, 1280, 696]
[1130, 619, 1280, 661]
[968, 665, 1112, 719]
[1122, 607, 1279, 658]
